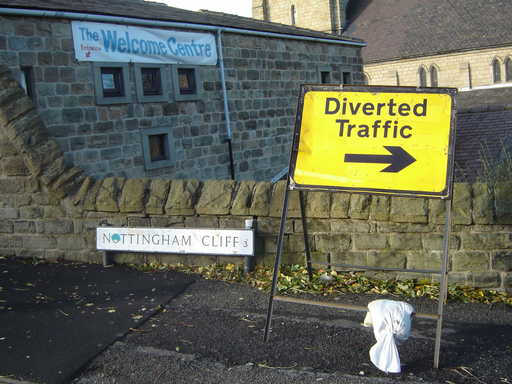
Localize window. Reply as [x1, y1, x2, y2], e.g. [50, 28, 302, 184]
[492, 58, 501, 83]
[506, 58, 512, 82]
[142, 68, 162, 96]
[149, 134, 168, 162]
[291, 4, 296, 26]
[318, 66, 331, 84]
[178, 68, 196, 94]
[342, 72, 351, 85]
[141, 127, 174, 170]
[101, 67, 124, 97]
[171, 65, 202, 101]
[430, 66, 438, 87]
[467, 63, 473, 89]
[362, 73, 369, 85]
[419, 66, 427, 87]
[134, 64, 170, 103]
[19, 66, 34, 101]
[92, 62, 131, 104]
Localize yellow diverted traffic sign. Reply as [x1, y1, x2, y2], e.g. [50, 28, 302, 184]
[290, 85, 457, 198]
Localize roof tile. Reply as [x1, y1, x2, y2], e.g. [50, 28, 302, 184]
[345, 0, 512, 62]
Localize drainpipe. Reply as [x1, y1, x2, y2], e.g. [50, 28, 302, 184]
[216, 30, 235, 180]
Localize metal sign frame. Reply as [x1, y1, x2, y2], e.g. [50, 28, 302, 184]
[264, 84, 457, 370]
[288, 84, 458, 198]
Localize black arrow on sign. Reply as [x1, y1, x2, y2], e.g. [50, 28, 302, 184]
[344, 146, 416, 173]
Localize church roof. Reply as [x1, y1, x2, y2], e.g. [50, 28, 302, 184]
[0, 0, 363, 45]
[344, 0, 512, 63]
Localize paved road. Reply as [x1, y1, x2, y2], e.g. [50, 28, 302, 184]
[73, 277, 512, 384]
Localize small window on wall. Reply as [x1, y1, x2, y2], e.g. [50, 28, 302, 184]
[343, 72, 351, 85]
[142, 68, 162, 95]
[134, 64, 170, 103]
[492, 58, 502, 83]
[141, 127, 174, 170]
[149, 134, 167, 161]
[101, 67, 124, 97]
[172, 65, 202, 101]
[92, 62, 131, 104]
[505, 58, 512, 82]
[419, 66, 427, 87]
[178, 68, 196, 94]
[320, 71, 331, 84]
[430, 66, 438, 87]
[318, 66, 331, 84]
[19, 66, 34, 100]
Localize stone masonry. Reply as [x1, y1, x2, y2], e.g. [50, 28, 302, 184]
[365, 46, 512, 89]
[0, 14, 363, 181]
[1, 65, 512, 291]
[252, 0, 345, 34]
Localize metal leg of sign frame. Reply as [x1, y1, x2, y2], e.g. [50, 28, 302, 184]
[264, 187, 453, 369]
[299, 191, 314, 280]
[434, 197, 452, 369]
[264, 178, 291, 342]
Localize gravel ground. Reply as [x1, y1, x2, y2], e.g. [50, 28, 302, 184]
[74, 276, 512, 384]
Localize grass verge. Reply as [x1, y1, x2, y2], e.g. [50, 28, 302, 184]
[136, 263, 512, 306]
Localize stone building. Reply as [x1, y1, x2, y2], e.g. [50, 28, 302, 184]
[0, 0, 365, 181]
[1, 63, 511, 289]
[252, 0, 349, 35]
[253, 0, 512, 90]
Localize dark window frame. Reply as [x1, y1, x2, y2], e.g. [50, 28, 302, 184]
[505, 57, 512, 82]
[141, 68, 162, 96]
[141, 127, 175, 170]
[318, 65, 332, 84]
[134, 63, 170, 103]
[101, 67, 124, 98]
[430, 65, 438, 87]
[177, 68, 196, 95]
[19, 66, 35, 101]
[171, 65, 202, 101]
[92, 62, 131, 105]
[342, 72, 352, 85]
[419, 66, 427, 87]
[492, 58, 502, 83]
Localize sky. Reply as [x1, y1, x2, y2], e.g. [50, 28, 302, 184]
[154, 0, 252, 17]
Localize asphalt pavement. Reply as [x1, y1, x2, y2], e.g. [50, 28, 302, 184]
[1, 258, 511, 384]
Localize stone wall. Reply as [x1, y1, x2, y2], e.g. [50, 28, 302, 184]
[364, 46, 512, 89]
[1, 59, 511, 291]
[252, 0, 348, 35]
[251, 0, 512, 90]
[0, 14, 363, 181]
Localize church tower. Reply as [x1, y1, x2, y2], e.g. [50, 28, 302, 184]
[251, 0, 349, 35]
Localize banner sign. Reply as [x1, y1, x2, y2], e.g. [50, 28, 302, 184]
[97, 227, 254, 256]
[290, 85, 457, 198]
[72, 21, 218, 65]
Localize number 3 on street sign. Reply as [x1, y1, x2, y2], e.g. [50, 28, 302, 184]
[289, 85, 457, 198]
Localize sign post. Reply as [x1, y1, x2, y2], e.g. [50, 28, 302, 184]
[264, 84, 457, 369]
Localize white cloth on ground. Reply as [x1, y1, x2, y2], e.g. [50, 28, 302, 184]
[365, 299, 414, 374]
